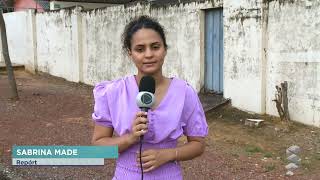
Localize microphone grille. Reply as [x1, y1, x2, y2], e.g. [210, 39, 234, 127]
[139, 76, 155, 94]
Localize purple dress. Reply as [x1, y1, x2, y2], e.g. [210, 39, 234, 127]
[92, 75, 208, 180]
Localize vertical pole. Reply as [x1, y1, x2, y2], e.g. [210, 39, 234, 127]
[0, 10, 19, 99]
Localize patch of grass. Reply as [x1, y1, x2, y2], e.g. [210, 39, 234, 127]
[281, 156, 289, 164]
[264, 163, 276, 172]
[245, 145, 263, 155]
[302, 153, 320, 171]
[263, 152, 273, 158]
[301, 160, 312, 170]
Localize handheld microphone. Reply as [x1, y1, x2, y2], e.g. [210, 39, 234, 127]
[136, 76, 155, 180]
[136, 76, 155, 112]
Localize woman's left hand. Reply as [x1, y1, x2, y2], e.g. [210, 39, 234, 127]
[136, 149, 173, 172]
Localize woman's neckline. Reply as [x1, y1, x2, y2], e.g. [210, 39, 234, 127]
[132, 75, 174, 112]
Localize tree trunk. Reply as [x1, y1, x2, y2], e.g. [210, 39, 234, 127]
[281, 81, 290, 121]
[0, 10, 18, 99]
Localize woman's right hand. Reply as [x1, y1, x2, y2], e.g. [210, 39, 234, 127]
[129, 111, 148, 143]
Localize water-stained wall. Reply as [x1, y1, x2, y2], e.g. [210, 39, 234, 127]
[224, 0, 320, 127]
[81, 1, 218, 90]
[2, 0, 319, 127]
[223, 0, 264, 113]
[2, 1, 220, 90]
[81, 4, 149, 85]
[266, 0, 320, 127]
[36, 7, 81, 82]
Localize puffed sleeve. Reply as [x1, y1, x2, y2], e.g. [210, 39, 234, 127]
[91, 82, 113, 128]
[181, 84, 208, 137]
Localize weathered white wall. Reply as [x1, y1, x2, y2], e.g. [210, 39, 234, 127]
[224, 0, 320, 127]
[36, 8, 81, 82]
[223, 0, 264, 113]
[81, 4, 148, 86]
[82, 2, 218, 90]
[151, 2, 219, 91]
[266, 1, 320, 127]
[1, 11, 34, 66]
[2, 0, 318, 127]
[1, 1, 219, 91]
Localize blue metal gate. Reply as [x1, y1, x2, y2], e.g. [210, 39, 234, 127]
[205, 8, 223, 93]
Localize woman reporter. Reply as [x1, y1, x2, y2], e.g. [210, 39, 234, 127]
[91, 15, 208, 180]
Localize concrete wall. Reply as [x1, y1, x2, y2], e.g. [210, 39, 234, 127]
[150, 2, 219, 91]
[1, 11, 36, 71]
[81, 4, 148, 85]
[224, 0, 320, 127]
[2, 1, 218, 90]
[81, 2, 218, 90]
[1, 2, 220, 90]
[265, 0, 320, 127]
[3, 11, 28, 65]
[2, 0, 319, 127]
[223, 0, 264, 113]
[36, 7, 81, 82]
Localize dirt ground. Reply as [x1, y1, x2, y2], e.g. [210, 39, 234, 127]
[1, 70, 320, 180]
